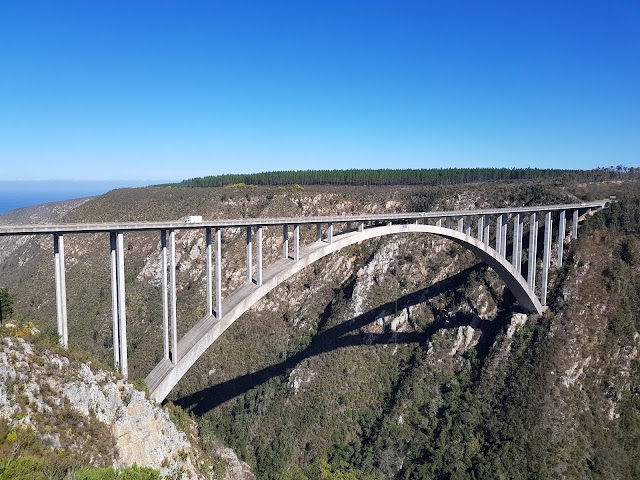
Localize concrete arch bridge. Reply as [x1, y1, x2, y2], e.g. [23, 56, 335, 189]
[0, 199, 610, 402]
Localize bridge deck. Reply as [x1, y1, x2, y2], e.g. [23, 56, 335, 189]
[0, 200, 608, 236]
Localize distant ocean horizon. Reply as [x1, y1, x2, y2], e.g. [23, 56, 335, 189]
[0, 180, 157, 214]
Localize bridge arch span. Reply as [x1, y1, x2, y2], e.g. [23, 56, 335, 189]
[147, 223, 543, 402]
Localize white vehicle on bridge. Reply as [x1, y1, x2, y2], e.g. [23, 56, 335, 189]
[183, 215, 203, 224]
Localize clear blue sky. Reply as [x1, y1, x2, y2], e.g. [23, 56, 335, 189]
[1, 1, 639, 182]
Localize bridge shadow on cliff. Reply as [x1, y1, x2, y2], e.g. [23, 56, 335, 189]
[173, 262, 516, 416]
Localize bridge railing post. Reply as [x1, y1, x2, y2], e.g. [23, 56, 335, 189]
[53, 234, 68, 349]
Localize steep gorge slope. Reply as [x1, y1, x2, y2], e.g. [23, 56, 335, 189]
[1, 180, 638, 478]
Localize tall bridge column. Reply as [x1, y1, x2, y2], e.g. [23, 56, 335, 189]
[436, 218, 442, 228]
[464, 217, 472, 236]
[502, 215, 509, 256]
[169, 230, 178, 365]
[518, 214, 525, 267]
[477, 215, 484, 243]
[109, 231, 128, 376]
[160, 231, 169, 360]
[512, 213, 522, 271]
[215, 228, 222, 317]
[527, 213, 538, 289]
[316, 224, 322, 241]
[496, 214, 503, 253]
[246, 227, 252, 284]
[53, 234, 68, 348]
[483, 214, 490, 247]
[206, 228, 213, 315]
[283, 225, 289, 259]
[557, 211, 566, 267]
[572, 209, 579, 239]
[293, 224, 300, 261]
[256, 226, 263, 286]
[541, 212, 553, 306]
[327, 223, 333, 244]
[458, 217, 464, 232]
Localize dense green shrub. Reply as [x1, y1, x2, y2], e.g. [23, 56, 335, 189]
[75, 465, 161, 480]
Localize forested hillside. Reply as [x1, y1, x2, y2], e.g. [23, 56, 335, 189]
[172, 167, 638, 188]
[0, 178, 638, 479]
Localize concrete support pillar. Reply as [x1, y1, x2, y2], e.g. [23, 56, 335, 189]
[446, 218, 452, 229]
[347, 222, 352, 231]
[518, 214, 524, 267]
[206, 228, 213, 315]
[110, 232, 121, 367]
[527, 213, 538, 289]
[116, 231, 128, 376]
[246, 227, 252, 284]
[436, 218, 442, 228]
[464, 217, 472, 237]
[542, 212, 553, 306]
[501, 215, 509, 257]
[160, 231, 169, 360]
[572, 209, 579, 240]
[558, 211, 566, 268]
[477, 215, 484, 243]
[327, 224, 333, 244]
[358, 223, 364, 232]
[496, 214, 503, 254]
[293, 224, 300, 261]
[215, 229, 222, 318]
[483, 215, 490, 247]
[458, 217, 464, 232]
[53, 234, 68, 349]
[512, 213, 523, 273]
[283, 225, 289, 259]
[256, 226, 263, 286]
[169, 229, 177, 366]
[316, 224, 322, 241]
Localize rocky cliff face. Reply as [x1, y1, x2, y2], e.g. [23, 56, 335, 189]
[0, 327, 254, 479]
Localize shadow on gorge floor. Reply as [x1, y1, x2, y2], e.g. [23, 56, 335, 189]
[173, 262, 509, 416]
